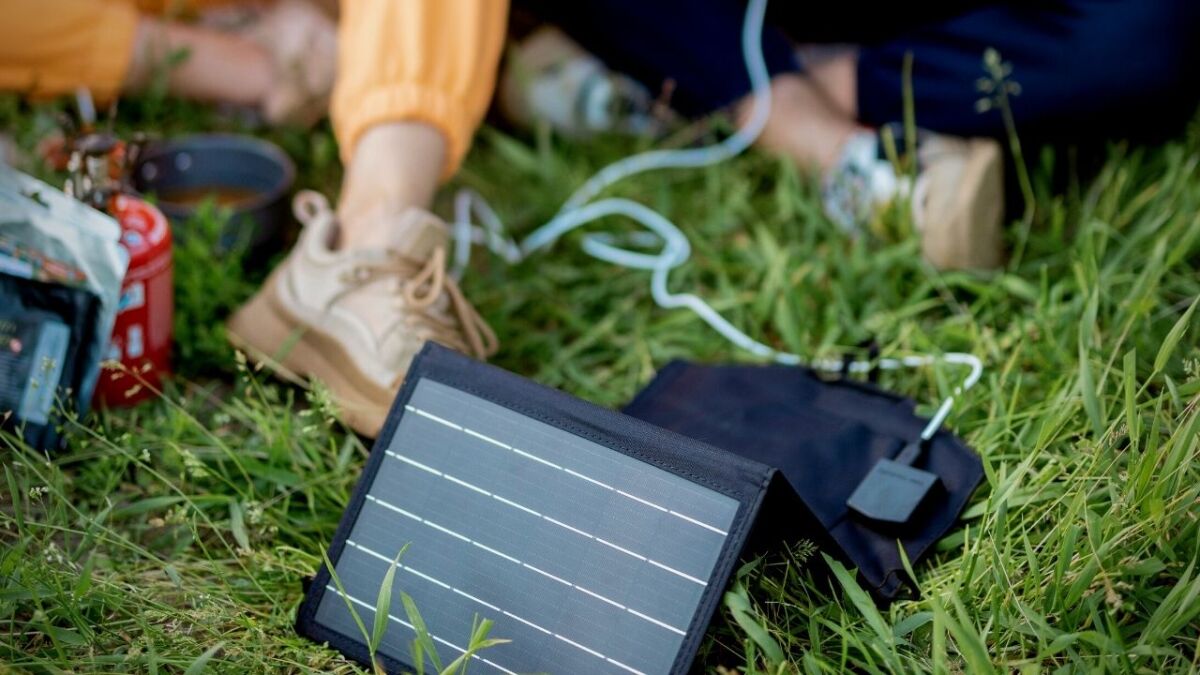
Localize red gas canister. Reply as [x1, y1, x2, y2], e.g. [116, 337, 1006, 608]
[94, 194, 173, 406]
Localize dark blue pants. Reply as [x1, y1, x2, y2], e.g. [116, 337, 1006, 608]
[520, 0, 1200, 143]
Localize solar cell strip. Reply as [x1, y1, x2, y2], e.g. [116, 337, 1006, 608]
[565, 467, 614, 490]
[382, 450, 708, 586]
[522, 562, 572, 587]
[647, 560, 707, 585]
[338, 544, 653, 675]
[503, 609, 551, 635]
[595, 537, 647, 561]
[555, 634, 606, 659]
[361, 497, 690, 635]
[409, 407, 463, 431]
[405, 404, 729, 536]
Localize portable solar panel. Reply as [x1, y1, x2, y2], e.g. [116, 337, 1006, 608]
[297, 343, 776, 675]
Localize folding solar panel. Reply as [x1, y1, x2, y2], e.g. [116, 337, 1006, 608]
[297, 343, 775, 674]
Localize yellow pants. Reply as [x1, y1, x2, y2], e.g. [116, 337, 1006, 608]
[0, 0, 508, 176]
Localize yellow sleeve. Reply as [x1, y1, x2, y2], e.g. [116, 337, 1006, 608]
[331, 0, 509, 181]
[0, 0, 141, 102]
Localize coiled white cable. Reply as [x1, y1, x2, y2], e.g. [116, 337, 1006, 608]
[451, 0, 982, 440]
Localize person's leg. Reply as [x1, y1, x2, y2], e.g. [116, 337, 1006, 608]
[750, 47, 1007, 269]
[519, 0, 864, 169]
[519, 0, 1010, 268]
[729, 0, 1200, 267]
[809, 0, 1199, 268]
[741, 72, 862, 172]
[331, 0, 508, 249]
[517, 0, 801, 117]
[798, 47, 857, 120]
[499, 26, 670, 138]
[229, 0, 507, 438]
[336, 123, 446, 250]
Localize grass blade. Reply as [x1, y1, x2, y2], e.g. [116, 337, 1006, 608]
[824, 554, 893, 648]
[321, 547, 371, 649]
[441, 616, 509, 675]
[1153, 295, 1198, 374]
[228, 500, 249, 550]
[372, 543, 409, 654]
[184, 643, 223, 675]
[725, 582, 785, 664]
[403, 591, 444, 673]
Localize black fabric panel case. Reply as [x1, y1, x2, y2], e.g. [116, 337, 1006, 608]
[623, 360, 983, 601]
[297, 343, 776, 675]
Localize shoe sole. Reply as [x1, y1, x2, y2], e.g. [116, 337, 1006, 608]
[226, 277, 391, 437]
[922, 139, 1005, 270]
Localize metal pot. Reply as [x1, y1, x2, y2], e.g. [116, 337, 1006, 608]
[131, 133, 295, 256]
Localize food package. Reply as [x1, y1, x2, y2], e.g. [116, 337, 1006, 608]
[0, 167, 128, 449]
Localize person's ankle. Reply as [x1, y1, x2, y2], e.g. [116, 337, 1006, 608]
[335, 196, 438, 252]
[337, 126, 445, 213]
[335, 123, 448, 251]
[742, 74, 861, 171]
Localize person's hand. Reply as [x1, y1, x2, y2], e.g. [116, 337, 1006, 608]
[245, 0, 337, 127]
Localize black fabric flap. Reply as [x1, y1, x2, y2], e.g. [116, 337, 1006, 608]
[623, 360, 983, 601]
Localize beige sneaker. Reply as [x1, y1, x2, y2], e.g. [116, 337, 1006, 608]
[912, 135, 1004, 270]
[823, 127, 1004, 270]
[227, 191, 498, 436]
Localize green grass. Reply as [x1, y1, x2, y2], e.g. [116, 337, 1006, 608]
[2, 92, 1199, 674]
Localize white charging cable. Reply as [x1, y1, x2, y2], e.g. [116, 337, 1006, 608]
[451, 0, 982, 440]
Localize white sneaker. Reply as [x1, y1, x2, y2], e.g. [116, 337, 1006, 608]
[227, 191, 497, 436]
[823, 127, 1004, 269]
[499, 27, 666, 137]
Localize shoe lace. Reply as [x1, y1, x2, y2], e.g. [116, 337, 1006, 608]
[396, 245, 499, 360]
[296, 191, 499, 361]
[342, 248, 498, 361]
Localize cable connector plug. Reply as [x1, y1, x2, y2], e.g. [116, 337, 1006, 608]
[846, 438, 940, 524]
